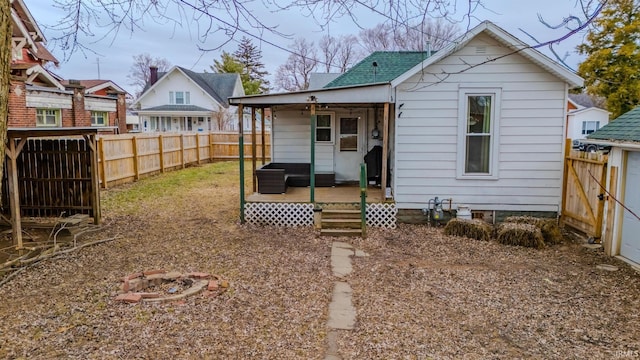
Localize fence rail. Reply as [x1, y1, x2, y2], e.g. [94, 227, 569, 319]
[98, 131, 270, 188]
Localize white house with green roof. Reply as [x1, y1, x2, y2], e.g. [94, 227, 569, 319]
[133, 66, 244, 132]
[584, 106, 640, 266]
[230, 21, 583, 228]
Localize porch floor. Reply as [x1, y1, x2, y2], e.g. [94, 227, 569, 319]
[246, 185, 385, 203]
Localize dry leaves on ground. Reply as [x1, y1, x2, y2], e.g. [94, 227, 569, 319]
[0, 162, 639, 359]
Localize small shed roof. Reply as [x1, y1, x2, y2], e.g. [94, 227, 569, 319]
[7, 127, 113, 139]
[587, 106, 640, 143]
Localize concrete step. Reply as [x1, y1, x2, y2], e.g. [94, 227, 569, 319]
[322, 218, 362, 229]
[320, 228, 364, 237]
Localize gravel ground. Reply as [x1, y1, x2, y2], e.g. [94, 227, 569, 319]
[0, 162, 639, 359]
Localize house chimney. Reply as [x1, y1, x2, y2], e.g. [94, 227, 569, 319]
[149, 66, 158, 85]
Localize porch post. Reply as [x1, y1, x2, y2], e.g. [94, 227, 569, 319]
[6, 137, 24, 249]
[238, 104, 245, 224]
[381, 102, 390, 202]
[261, 108, 266, 165]
[310, 103, 316, 203]
[251, 107, 257, 193]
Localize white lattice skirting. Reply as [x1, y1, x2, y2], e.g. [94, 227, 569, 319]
[366, 203, 397, 229]
[244, 202, 397, 229]
[245, 203, 314, 226]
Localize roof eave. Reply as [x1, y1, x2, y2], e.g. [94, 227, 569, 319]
[229, 83, 392, 106]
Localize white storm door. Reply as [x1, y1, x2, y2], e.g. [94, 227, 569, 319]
[621, 151, 640, 264]
[334, 116, 363, 182]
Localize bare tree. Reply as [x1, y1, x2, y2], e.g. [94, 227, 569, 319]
[396, 19, 460, 51]
[360, 19, 459, 52]
[127, 53, 171, 97]
[319, 35, 339, 73]
[211, 108, 234, 131]
[274, 38, 318, 91]
[359, 23, 396, 53]
[0, 1, 9, 195]
[319, 34, 361, 73]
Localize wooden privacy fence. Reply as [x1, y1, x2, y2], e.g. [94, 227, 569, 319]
[98, 131, 270, 188]
[2, 138, 97, 218]
[562, 147, 608, 240]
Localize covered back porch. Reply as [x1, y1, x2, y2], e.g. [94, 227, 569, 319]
[230, 84, 397, 230]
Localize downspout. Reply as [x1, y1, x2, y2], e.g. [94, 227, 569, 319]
[238, 104, 245, 224]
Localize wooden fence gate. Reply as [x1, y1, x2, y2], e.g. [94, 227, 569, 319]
[562, 149, 608, 240]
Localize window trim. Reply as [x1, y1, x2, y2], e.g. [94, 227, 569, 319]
[315, 112, 335, 144]
[456, 87, 501, 180]
[36, 108, 61, 127]
[170, 91, 190, 105]
[90, 111, 108, 127]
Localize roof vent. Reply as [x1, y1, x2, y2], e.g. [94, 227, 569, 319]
[475, 46, 487, 54]
[372, 61, 378, 83]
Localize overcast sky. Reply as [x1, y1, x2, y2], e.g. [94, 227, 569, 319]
[26, 0, 594, 96]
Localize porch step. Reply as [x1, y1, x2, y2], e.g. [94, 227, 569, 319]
[320, 208, 364, 237]
[321, 209, 361, 219]
[320, 228, 363, 237]
[321, 218, 362, 229]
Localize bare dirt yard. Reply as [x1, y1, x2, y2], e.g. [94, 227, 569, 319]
[0, 161, 639, 359]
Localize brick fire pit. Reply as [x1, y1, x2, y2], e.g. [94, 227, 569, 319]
[115, 270, 228, 303]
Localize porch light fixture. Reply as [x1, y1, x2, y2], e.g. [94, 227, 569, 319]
[371, 126, 381, 139]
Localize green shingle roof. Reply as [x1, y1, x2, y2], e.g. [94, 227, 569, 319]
[323, 51, 430, 88]
[588, 106, 640, 143]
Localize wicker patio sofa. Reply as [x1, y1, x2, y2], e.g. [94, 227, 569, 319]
[256, 163, 335, 194]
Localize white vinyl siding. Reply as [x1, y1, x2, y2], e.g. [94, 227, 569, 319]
[271, 110, 334, 172]
[393, 33, 566, 212]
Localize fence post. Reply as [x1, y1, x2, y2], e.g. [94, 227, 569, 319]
[159, 134, 165, 173]
[196, 133, 201, 165]
[132, 135, 140, 181]
[98, 137, 107, 189]
[209, 132, 214, 162]
[561, 138, 571, 221]
[180, 134, 185, 169]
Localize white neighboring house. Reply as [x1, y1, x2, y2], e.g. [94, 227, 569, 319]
[132, 66, 244, 132]
[566, 97, 610, 148]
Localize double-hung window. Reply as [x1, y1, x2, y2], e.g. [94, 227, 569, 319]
[36, 109, 60, 127]
[457, 88, 501, 179]
[91, 111, 107, 126]
[169, 91, 190, 105]
[315, 113, 333, 143]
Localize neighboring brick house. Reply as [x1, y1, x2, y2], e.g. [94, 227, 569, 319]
[9, 0, 127, 133]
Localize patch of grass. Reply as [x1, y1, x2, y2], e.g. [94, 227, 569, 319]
[102, 161, 248, 214]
